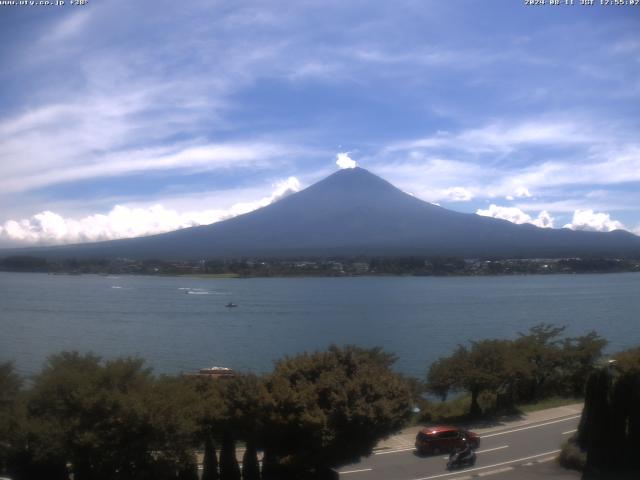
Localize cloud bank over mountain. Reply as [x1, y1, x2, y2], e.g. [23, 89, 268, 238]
[475, 204, 639, 234]
[563, 209, 627, 233]
[477, 205, 555, 229]
[0, 177, 301, 245]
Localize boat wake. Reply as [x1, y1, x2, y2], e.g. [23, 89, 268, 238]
[182, 288, 227, 295]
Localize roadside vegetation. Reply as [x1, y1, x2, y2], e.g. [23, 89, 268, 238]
[1, 327, 637, 479]
[425, 324, 606, 419]
[566, 346, 640, 479]
[414, 394, 583, 426]
[0, 346, 412, 480]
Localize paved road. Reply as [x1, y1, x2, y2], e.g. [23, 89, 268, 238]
[465, 457, 580, 480]
[337, 408, 581, 480]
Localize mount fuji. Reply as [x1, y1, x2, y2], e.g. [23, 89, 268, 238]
[5, 167, 640, 260]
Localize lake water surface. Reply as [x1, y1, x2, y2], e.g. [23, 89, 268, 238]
[1, 272, 639, 378]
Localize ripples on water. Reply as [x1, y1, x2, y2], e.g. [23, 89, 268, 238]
[0, 272, 639, 378]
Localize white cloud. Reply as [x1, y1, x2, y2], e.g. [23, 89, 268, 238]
[563, 209, 625, 232]
[0, 177, 302, 246]
[474, 122, 589, 149]
[506, 186, 531, 201]
[515, 186, 531, 198]
[502, 145, 640, 191]
[0, 23, 312, 196]
[336, 152, 357, 169]
[532, 210, 554, 229]
[369, 117, 640, 223]
[271, 176, 302, 200]
[369, 158, 490, 204]
[9, 141, 291, 194]
[0, 88, 295, 194]
[44, 11, 91, 42]
[388, 119, 592, 156]
[443, 187, 473, 202]
[476, 204, 554, 229]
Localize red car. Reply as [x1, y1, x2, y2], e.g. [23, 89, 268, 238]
[415, 426, 480, 455]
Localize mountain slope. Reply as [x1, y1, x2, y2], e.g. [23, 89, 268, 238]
[5, 167, 640, 259]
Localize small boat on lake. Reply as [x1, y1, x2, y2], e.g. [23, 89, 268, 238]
[225, 302, 238, 308]
[183, 366, 235, 379]
[199, 366, 234, 376]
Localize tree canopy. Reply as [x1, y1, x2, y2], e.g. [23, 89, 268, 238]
[427, 324, 607, 415]
[1, 346, 413, 480]
[263, 345, 413, 473]
[15, 352, 199, 480]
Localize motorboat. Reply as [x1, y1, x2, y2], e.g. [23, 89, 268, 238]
[198, 366, 234, 376]
[184, 366, 235, 379]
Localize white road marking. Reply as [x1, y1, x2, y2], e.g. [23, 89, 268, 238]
[340, 468, 373, 474]
[536, 456, 556, 463]
[477, 445, 509, 455]
[410, 449, 561, 480]
[381, 444, 511, 459]
[562, 429, 577, 435]
[477, 466, 513, 476]
[375, 446, 415, 455]
[481, 415, 580, 438]
[442, 445, 509, 459]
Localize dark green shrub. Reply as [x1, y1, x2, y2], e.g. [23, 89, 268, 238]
[558, 438, 586, 472]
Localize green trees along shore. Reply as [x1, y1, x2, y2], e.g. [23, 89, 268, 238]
[426, 324, 607, 417]
[0, 346, 412, 480]
[1, 329, 638, 479]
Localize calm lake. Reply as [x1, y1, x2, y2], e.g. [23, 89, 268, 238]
[1, 272, 639, 378]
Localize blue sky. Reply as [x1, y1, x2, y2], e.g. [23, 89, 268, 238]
[0, 0, 639, 246]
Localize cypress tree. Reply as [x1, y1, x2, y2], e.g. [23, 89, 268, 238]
[202, 437, 219, 480]
[241, 440, 260, 480]
[220, 432, 241, 480]
[628, 375, 640, 473]
[177, 455, 200, 480]
[260, 449, 278, 480]
[578, 359, 640, 478]
[610, 373, 631, 467]
[579, 369, 611, 474]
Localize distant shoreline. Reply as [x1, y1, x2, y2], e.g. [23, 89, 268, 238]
[2, 254, 639, 278]
[2, 269, 640, 280]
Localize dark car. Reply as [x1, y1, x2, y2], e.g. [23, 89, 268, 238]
[415, 425, 480, 455]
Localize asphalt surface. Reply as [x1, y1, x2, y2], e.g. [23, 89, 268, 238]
[337, 411, 581, 480]
[468, 458, 581, 480]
